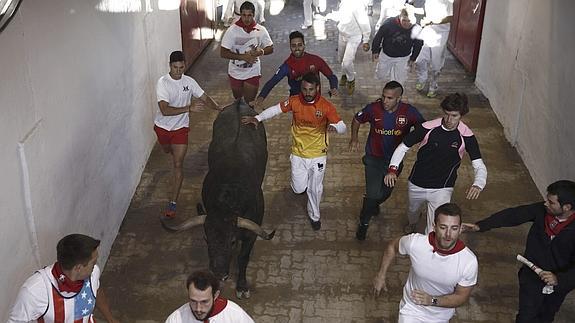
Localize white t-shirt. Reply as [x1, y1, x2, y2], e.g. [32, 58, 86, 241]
[398, 233, 478, 323]
[165, 299, 255, 323]
[220, 23, 273, 80]
[155, 74, 205, 131]
[8, 264, 101, 323]
[424, 0, 453, 32]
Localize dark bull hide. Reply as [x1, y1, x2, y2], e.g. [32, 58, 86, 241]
[160, 100, 275, 299]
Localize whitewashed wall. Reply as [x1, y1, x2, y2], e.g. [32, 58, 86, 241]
[475, 0, 575, 194]
[0, 0, 181, 318]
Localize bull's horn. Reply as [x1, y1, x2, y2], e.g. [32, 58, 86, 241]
[160, 214, 206, 232]
[237, 217, 276, 240]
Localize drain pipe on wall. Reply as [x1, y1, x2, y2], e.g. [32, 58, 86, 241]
[17, 120, 43, 268]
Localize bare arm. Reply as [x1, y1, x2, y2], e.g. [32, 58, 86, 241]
[261, 45, 273, 55]
[373, 237, 401, 296]
[348, 117, 361, 152]
[158, 100, 190, 116]
[220, 47, 258, 64]
[411, 284, 475, 308]
[198, 93, 222, 111]
[95, 289, 119, 323]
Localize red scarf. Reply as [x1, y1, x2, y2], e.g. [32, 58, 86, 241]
[204, 297, 228, 322]
[235, 19, 257, 33]
[544, 212, 575, 238]
[428, 232, 466, 255]
[51, 262, 83, 293]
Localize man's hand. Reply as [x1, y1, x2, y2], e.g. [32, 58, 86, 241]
[249, 47, 265, 57]
[466, 185, 482, 199]
[539, 271, 558, 286]
[372, 53, 379, 62]
[420, 17, 432, 27]
[327, 125, 337, 133]
[329, 88, 339, 97]
[241, 116, 259, 128]
[243, 53, 258, 64]
[410, 289, 432, 306]
[362, 43, 370, 52]
[348, 139, 360, 152]
[373, 273, 388, 296]
[384, 173, 397, 187]
[461, 223, 480, 233]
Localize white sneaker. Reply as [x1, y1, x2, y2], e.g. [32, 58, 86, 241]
[301, 24, 312, 30]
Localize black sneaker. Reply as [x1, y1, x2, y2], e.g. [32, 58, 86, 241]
[311, 219, 321, 231]
[356, 223, 368, 241]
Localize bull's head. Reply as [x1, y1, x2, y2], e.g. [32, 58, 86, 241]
[159, 184, 275, 281]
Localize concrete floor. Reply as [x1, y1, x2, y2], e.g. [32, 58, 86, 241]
[99, 1, 574, 322]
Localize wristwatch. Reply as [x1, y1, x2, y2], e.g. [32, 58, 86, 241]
[431, 297, 439, 306]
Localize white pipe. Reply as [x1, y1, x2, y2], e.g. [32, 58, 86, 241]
[17, 120, 43, 267]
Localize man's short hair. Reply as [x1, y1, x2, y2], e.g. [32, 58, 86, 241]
[383, 81, 404, 96]
[240, 1, 255, 13]
[547, 180, 575, 209]
[289, 31, 305, 43]
[57, 234, 100, 270]
[301, 72, 320, 86]
[434, 203, 462, 224]
[186, 270, 220, 296]
[169, 51, 185, 64]
[441, 93, 469, 116]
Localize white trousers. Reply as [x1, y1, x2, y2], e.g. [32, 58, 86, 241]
[398, 313, 448, 323]
[415, 24, 450, 92]
[338, 33, 363, 81]
[407, 181, 453, 234]
[375, 52, 410, 85]
[290, 154, 327, 222]
[303, 0, 326, 26]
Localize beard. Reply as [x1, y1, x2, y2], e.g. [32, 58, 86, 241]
[190, 303, 214, 321]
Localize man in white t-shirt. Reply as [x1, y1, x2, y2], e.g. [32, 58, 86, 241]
[414, 0, 454, 98]
[155, 50, 222, 218]
[165, 270, 254, 323]
[336, 0, 371, 95]
[373, 203, 478, 323]
[8, 234, 118, 323]
[220, 1, 273, 105]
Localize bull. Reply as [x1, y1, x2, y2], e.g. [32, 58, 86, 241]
[160, 100, 275, 299]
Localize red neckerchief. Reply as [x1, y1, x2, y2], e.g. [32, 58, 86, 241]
[298, 92, 320, 105]
[235, 19, 257, 33]
[544, 212, 575, 238]
[428, 232, 466, 255]
[204, 297, 228, 322]
[51, 262, 83, 293]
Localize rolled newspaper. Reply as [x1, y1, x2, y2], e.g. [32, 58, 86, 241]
[516, 254, 543, 274]
[516, 254, 554, 294]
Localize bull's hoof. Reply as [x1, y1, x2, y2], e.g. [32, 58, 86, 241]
[236, 289, 251, 299]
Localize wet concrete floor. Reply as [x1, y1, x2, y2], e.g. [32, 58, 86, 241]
[98, 1, 574, 322]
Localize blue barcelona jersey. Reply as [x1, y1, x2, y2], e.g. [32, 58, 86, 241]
[355, 101, 424, 160]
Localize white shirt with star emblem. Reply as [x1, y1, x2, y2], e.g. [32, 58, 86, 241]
[155, 74, 205, 131]
[8, 264, 101, 323]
